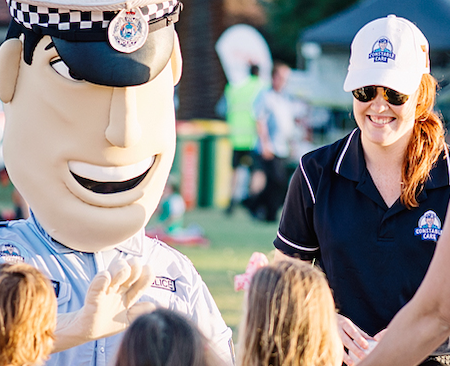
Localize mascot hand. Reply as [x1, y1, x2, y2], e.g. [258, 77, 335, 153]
[53, 257, 155, 353]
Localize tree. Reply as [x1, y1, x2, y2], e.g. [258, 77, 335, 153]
[259, 0, 359, 66]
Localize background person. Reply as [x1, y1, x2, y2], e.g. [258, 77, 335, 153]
[237, 260, 342, 366]
[216, 64, 265, 215]
[0, 263, 56, 366]
[273, 15, 450, 366]
[244, 61, 297, 222]
[115, 308, 225, 366]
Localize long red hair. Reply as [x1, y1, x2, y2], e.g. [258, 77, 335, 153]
[401, 73, 446, 208]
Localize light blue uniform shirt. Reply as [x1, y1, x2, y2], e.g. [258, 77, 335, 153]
[0, 212, 233, 366]
[254, 88, 296, 158]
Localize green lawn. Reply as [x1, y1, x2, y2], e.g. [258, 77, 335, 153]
[147, 206, 279, 341]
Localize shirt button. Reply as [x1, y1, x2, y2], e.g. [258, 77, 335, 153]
[100, 347, 105, 354]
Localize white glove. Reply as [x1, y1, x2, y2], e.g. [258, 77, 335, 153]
[53, 257, 155, 353]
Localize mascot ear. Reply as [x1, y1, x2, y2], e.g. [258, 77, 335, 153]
[171, 31, 182, 86]
[0, 39, 22, 103]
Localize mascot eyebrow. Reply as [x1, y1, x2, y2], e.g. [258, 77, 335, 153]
[45, 41, 56, 51]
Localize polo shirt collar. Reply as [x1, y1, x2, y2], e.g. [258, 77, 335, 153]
[334, 128, 364, 182]
[334, 127, 450, 190]
[29, 211, 144, 256]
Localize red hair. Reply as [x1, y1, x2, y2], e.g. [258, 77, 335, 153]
[401, 74, 446, 208]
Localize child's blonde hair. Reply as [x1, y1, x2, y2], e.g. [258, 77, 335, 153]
[237, 260, 342, 366]
[0, 263, 57, 366]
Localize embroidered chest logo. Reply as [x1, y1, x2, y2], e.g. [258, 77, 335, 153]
[414, 210, 442, 241]
[368, 37, 396, 63]
[151, 276, 176, 292]
[0, 244, 24, 263]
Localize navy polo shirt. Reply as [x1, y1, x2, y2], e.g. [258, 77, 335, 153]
[274, 128, 450, 336]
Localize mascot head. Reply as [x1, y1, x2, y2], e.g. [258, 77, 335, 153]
[0, 0, 183, 252]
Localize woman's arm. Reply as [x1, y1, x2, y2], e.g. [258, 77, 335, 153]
[359, 204, 450, 366]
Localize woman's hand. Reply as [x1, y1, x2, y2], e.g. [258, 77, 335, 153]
[337, 314, 374, 365]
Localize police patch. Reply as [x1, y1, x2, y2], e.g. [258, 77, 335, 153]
[151, 276, 176, 292]
[414, 210, 442, 241]
[0, 243, 24, 263]
[368, 36, 395, 63]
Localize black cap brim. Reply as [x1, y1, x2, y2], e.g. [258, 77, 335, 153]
[52, 23, 174, 87]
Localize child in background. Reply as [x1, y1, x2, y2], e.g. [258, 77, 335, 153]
[148, 176, 209, 247]
[158, 176, 186, 234]
[0, 263, 57, 366]
[115, 308, 225, 366]
[237, 260, 343, 366]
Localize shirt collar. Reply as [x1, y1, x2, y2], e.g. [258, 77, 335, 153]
[334, 128, 450, 189]
[29, 211, 144, 255]
[334, 128, 364, 182]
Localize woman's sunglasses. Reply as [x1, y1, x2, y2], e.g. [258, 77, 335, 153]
[352, 86, 409, 106]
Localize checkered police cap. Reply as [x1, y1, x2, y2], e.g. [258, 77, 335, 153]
[5, 0, 182, 86]
[7, 0, 179, 39]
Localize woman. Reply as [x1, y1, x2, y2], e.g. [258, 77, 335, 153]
[237, 260, 342, 366]
[273, 15, 450, 365]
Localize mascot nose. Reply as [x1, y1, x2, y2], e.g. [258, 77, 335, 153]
[106, 87, 142, 148]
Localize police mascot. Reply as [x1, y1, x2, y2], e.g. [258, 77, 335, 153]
[0, 0, 233, 364]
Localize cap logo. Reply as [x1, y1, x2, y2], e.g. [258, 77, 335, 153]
[108, 8, 148, 53]
[368, 36, 396, 63]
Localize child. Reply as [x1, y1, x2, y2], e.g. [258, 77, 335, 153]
[115, 308, 225, 366]
[0, 263, 57, 366]
[237, 260, 342, 366]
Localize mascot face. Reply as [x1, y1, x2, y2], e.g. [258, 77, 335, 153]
[0, 31, 182, 252]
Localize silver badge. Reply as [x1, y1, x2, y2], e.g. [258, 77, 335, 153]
[108, 8, 149, 53]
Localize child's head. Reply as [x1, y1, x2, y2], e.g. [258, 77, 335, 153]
[115, 308, 223, 366]
[0, 263, 57, 366]
[238, 260, 342, 366]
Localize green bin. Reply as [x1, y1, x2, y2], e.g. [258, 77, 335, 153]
[173, 120, 231, 209]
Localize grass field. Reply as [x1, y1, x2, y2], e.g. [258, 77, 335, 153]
[147, 205, 279, 341]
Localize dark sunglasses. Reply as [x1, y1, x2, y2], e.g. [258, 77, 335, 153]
[352, 86, 409, 105]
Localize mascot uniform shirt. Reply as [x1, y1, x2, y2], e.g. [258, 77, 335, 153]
[0, 213, 233, 366]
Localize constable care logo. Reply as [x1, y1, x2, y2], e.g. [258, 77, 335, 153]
[368, 37, 396, 63]
[414, 210, 442, 241]
[0, 244, 24, 263]
[151, 276, 176, 292]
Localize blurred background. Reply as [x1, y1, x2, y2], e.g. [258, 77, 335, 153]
[0, 0, 450, 341]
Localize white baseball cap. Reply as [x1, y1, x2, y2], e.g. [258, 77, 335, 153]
[343, 15, 430, 95]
